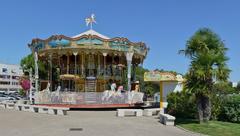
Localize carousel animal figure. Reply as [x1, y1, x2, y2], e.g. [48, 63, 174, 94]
[101, 83, 117, 103]
[38, 82, 51, 103]
[34, 83, 51, 103]
[51, 86, 61, 103]
[128, 81, 144, 104]
[114, 86, 125, 103]
[42, 82, 51, 93]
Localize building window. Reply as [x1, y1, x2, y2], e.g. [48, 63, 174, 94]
[0, 81, 10, 85]
[2, 68, 7, 73]
[0, 75, 10, 79]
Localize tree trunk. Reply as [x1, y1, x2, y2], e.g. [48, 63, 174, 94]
[196, 94, 211, 123]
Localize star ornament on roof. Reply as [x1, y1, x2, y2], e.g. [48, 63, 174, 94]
[85, 14, 97, 30]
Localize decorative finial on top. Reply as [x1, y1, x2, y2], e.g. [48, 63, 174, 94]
[85, 14, 97, 30]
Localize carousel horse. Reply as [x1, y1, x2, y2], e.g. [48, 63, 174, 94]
[51, 86, 61, 103]
[114, 86, 125, 103]
[37, 82, 51, 103]
[34, 83, 50, 103]
[101, 83, 117, 102]
[52, 86, 61, 96]
[42, 82, 51, 93]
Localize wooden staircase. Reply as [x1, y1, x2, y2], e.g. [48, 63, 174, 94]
[85, 78, 96, 92]
[84, 78, 97, 103]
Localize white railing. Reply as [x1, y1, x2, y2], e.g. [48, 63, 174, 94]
[34, 91, 144, 105]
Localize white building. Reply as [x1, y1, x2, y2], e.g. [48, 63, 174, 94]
[0, 63, 23, 93]
[232, 82, 238, 88]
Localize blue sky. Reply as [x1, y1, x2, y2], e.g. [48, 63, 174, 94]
[0, 0, 239, 82]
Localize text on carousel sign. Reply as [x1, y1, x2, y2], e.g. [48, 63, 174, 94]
[144, 71, 177, 82]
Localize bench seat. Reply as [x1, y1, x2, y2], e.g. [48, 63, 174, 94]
[159, 113, 176, 126]
[117, 109, 143, 117]
[47, 107, 69, 115]
[143, 108, 163, 116]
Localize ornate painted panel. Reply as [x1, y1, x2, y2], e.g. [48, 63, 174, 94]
[48, 39, 70, 48]
[76, 38, 103, 45]
[31, 42, 45, 51]
[109, 41, 130, 51]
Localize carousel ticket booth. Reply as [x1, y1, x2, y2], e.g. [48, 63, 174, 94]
[144, 71, 185, 110]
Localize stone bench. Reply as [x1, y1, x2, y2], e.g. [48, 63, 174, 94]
[0, 101, 6, 108]
[0, 102, 70, 116]
[117, 109, 143, 117]
[0, 102, 6, 108]
[4, 102, 15, 109]
[14, 104, 23, 111]
[159, 113, 176, 126]
[16, 100, 30, 105]
[32, 105, 69, 115]
[47, 107, 69, 115]
[15, 104, 33, 112]
[31, 105, 49, 114]
[143, 108, 163, 117]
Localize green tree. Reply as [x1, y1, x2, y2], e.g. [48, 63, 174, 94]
[213, 81, 236, 94]
[135, 67, 159, 97]
[20, 54, 48, 80]
[236, 82, 240, 92]
[180, 28, 230, 123]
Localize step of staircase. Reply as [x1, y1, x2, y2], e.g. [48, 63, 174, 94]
[85, 78, 96, 92]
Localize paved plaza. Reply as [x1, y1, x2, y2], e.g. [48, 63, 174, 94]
[0, 108, 199, 136]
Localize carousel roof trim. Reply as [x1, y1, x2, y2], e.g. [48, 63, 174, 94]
[72, 29, 110, 39]
[28, 30, 149, 58]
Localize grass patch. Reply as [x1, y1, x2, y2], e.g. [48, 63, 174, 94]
[176, 119, 240, 136]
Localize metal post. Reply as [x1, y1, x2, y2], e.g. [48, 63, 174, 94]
[73, 52, 78, 92]
[8, 73, 11, 95]
[67, 54, 69, 74]
[82, 54, 85, 77]
[34, 52, 39, 92]
[49, 54, 52, 91]
[73, 52, 78, 75]
[98, 54, 100, 76]
[160, 81, 164, 111]
[103, 53, 107, 91]
[29, 68, 33, 104]
[126, 50, 134, 104]
[126, 51, 134, 92]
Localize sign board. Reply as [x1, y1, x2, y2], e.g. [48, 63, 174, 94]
[144, 71, 177, 82]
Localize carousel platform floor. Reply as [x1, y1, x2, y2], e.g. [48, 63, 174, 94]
[35, 103, 144, 109]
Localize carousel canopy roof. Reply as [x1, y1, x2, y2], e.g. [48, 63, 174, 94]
[72, 29, 110, 39]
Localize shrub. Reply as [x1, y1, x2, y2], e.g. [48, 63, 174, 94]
[218, 95, 240, 123]
[167, 91, 197, 119]
[19, 89, 26, 96]
[210, 94, 226, 120]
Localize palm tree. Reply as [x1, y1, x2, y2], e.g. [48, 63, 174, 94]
[180, 28, 230, 123]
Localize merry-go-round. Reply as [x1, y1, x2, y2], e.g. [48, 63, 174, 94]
[27, 15, 149, 108]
